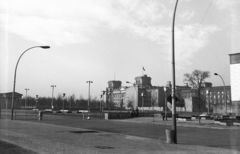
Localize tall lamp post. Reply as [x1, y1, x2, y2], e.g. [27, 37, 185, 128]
[86, 81, 93, 114]
[24, 88, 29, 108]
[107, 90, 111, 111]
[62, 93, 65, 111]
[11, 46, 50, 120]
[70, 96, 72, 111]
[101, 91, 106, 113]
[120, 87, 125, 111]
[163, 87, 168, 121]
[50, 85, 56, 109]
[35, 95, 38, 109]
[171, 0, 179, 144]
[206, 90, 210, 114]
[126, 81, 134, 85]
[141, 92, 145, 112]
[214, 73, 227, 114]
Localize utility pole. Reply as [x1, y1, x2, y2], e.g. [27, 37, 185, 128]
[51, 85, 56, 109]
[35, 95, 38, 109]
[25, 88, 29, 108]
[87, 81, 93, 118]
[171, 0, 179, 144]
[62, 93, 65, 111]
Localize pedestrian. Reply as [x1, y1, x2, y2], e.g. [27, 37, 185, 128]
[161, 113, 165, 121]
[135, 107, 139, 117]
[131, 107, 135, 117]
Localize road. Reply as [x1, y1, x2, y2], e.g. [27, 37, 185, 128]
[30, 114, 240, 152]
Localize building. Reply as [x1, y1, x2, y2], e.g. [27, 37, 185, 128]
[229, 53, 240, 115]
[180, 83, 231, 114]
[105, 75, 166, 111]
[104, 75, 233, 114]
[0, 92, 23, 109]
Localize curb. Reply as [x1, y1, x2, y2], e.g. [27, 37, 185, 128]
[113, 119, 239, 130]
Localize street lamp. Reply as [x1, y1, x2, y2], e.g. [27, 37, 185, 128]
[163, 87, 168, 121]
[70, 96, 72, 111]
[86, 81, 93, 114]
[126, 81, 134, 85]
[107, 90, 111, 111]
[214, 73, 227, 114]
[101, 91, 106, 113]
[120, 87, 125, 108]
[35, 95, 38, 109]
[141, 92, 145, 112]
[151, 99, 155, 122]
[24, 88, 29, 108]
[171, 0, 179, 143]
[11, 46, 50, 120]
[206, 89, 210, 114]
[51, 85, 56, 109]
[62, 93, 65, 111]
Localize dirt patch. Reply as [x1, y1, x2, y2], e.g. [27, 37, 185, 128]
[0, 140, 37, 154]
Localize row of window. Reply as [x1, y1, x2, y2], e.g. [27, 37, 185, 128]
[182, 91, 231, 105]
[182, 91, 230, 98]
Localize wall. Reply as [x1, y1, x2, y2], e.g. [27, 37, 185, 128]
[229, 53, 240, 115]
[124, 86, 138, 108]
[230, 63, 240, 101]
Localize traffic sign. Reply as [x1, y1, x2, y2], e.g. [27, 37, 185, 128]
[167, 95, 178, 104]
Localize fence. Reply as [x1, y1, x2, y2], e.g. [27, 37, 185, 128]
[14, 111, 38, 120]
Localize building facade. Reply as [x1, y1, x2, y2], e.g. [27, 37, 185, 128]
[180, 83, 232, 114]
[104, 75, 233, 114]
[0, 92, 23, 109]
[105, 75, 166, 111]
[229, 53, 240, 115]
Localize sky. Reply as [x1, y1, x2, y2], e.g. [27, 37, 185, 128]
[0, 0, 240, 100]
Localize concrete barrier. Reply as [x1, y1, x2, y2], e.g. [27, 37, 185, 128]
[38, 111, 43, 121]
[177, 117, 191, 121]
[191, 117, 196, 120]
[219, 121, 233, 126]
[165, 129, 174, 144]
[104, 113, 109, 120]
[233, 122, 240, 126]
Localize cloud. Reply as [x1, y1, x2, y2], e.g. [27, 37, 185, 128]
[214, 1, 235, 9]
[0, 0, 112, 45]
[175, 24, 219, 63]
[104, 1, 219, 65]
[0, 0, 219, 64]
[0, 0, 171, 45]
[179, 11, 195, 21]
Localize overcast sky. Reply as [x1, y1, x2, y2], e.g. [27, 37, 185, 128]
[1, 0, 240, 100]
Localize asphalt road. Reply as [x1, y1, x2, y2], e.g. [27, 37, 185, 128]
[0, 140, 37, 154]
[28, 114, 240, 152]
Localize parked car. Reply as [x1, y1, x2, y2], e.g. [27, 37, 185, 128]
[210, 113, 234, 120]
[199, 112, 211, 117]
[210, 113, 222, 119]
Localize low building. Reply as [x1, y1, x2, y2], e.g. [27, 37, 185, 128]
[0, 92, 23, 109]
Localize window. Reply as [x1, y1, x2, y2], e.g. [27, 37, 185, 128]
[213, 95, 216, 104]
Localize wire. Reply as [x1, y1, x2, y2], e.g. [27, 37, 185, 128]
[181, 0, 214, 55]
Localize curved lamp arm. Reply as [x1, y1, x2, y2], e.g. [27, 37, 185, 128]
[11, 46, 50, 120]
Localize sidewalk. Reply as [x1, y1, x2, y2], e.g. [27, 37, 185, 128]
[116, 116, 240, 130]
[0, 119, 239, 154]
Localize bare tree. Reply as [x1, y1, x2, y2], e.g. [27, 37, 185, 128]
[126, 99, 133, 109]
[183, 70, 210, 123]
